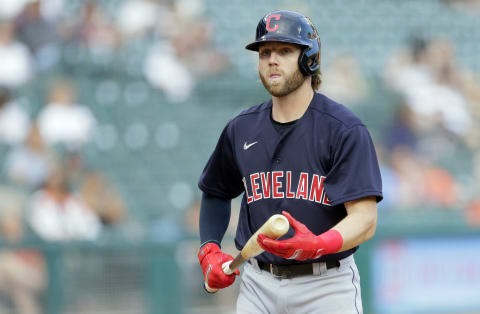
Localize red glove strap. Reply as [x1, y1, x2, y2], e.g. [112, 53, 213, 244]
[198, 242, 220, 263]
[317, 229, 343, 254]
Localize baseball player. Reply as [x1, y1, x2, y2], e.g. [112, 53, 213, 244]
[197, 10, 382, 314]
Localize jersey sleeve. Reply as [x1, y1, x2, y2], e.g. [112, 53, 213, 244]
[324, 125, 383, 206]
[198, 123, 244, 200]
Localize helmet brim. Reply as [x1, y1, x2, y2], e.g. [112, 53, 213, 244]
[245, 35, 311, 51]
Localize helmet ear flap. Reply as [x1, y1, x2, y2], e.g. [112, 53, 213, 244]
[298, 49, 310, 76]
[298, 40, 321, 76]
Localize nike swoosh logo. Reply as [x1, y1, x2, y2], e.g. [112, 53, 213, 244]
[243, 141, 258, 150]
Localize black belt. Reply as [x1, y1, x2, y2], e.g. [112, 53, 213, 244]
[254, 260, 340, 278]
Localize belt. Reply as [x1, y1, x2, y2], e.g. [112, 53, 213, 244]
[254, 260, 340, 278]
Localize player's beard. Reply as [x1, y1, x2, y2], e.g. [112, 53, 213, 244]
[259, 68, 306, 97]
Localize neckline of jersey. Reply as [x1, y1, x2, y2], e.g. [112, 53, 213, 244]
[270, 112, 299, 128]
[267, 92, 319, 127]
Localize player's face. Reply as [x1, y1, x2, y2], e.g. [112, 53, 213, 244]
[258, 42, 305, 97]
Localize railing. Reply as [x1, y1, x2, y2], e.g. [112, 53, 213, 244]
[0, 239, 183, 314]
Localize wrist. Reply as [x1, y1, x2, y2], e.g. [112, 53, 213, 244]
[317, 229, 343, 254]
[200, 240, 221, 250]
[198, 242, 221, 264]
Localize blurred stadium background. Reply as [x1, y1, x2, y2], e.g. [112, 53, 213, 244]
[0, 0, 479, 313]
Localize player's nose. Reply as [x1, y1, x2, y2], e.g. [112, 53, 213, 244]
[268, 52, 280, 66]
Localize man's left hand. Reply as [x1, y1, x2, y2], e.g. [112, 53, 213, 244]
[257, 211, 343, 261]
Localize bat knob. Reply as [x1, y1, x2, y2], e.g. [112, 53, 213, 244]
[222, 260, 234, 275]
[270, 214, 289, 236]
[204, 260, 234, 294]
[204, 282, 218, 293]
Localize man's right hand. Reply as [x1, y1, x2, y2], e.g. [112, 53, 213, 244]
[198, 243, 239, 292]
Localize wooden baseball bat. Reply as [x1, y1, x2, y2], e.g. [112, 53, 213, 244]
[205, 214, 289, 293]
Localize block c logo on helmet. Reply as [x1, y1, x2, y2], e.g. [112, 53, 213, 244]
[265, 14, 281, 32]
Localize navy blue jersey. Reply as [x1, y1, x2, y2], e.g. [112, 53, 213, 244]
[199, 92, 383, 265]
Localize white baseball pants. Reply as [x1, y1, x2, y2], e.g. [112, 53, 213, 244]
[236, 255, 363, 314]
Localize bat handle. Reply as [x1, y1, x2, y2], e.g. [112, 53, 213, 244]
[204, 261, 234, 293]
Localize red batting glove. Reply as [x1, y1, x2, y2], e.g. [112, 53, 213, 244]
[198, 243, 239, 290]
[257, 211, 343, 261]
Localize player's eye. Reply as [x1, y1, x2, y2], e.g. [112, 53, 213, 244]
[280, 48, 291, 55]
[259, 50, 270, 58]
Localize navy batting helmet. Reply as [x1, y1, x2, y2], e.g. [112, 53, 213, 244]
[245, 10, 321, 76]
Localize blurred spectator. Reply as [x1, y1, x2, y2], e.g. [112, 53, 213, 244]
[414, 123, 460, 168]
[466, 200, 480, 226]
[382, 34, 480, 212]
[374, 143, 401, 210]
[116, 0, 165, 40]
[465, 152, 480, 224]
[5, 124, 57, 189]
[143, 3, 228, 101]
[0, 0, 30, 20]
[384, 37, 472, 137]
[387, 145, 461, 209]
[384, 36, 430, 94]
[28, 168, 102, 241]
[462, 76, 480, 149]
[389, 146, 429, 208]
[79, 171, 126, 227]
[383, 102, 418, 151]
[60, 1, 120, 54]
[62, 151, 87, 188]
[0, 86, 30, 145]
[0, 19, 33, 88]
[419, 39, 471, 135]
[143, 41, 195, 102]
[14, 0, 61, 70]
[0, 186, 46, 314]
[319, 53, 368, 104]
[37, 78, 96, 149]
[422, 166, 460, 208]
[163, 6, 228, 77]
[443, 0, 480, 12]
[37, 0, 65, 21]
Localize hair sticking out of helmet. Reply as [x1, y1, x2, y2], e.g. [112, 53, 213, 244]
[246, 10, 321, 77]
